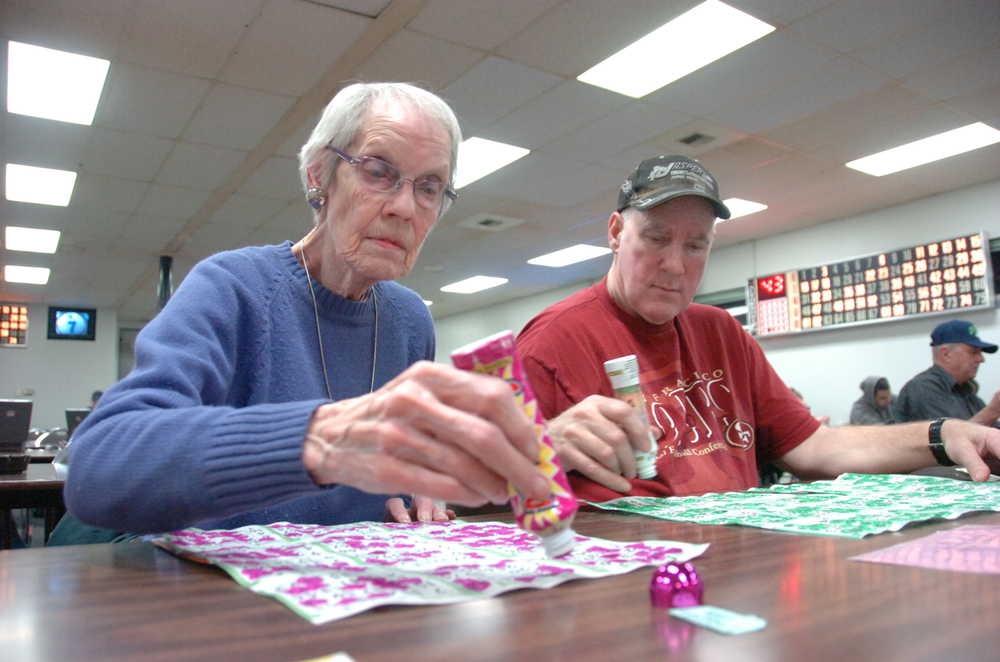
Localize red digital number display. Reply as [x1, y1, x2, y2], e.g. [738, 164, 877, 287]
[756, 274, 785, 300]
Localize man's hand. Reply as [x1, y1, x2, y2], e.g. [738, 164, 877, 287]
[971, 390, 1000, 427]
[942, 418, 1000, 480]
[546, 394, 660, 493]
[302, 361, 551, 508]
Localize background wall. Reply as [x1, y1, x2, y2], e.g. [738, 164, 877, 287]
[0, 306, 119, 430]
[434, 178, 1000, 425]
[5, 179, 996, 432]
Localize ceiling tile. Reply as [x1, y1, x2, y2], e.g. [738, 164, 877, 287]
[901, 47, 1000, 102]
[182, 84, 295, 150]
[440, 57, 562, 136]
[709, 57, 888, 134]
[483, 80, 630, 149]
[409, 0, 563, 51]
[72, 174, 150, 214]
[596, 121, 747, 173]
[540, 100, 691, 163]
[220, 0, 370, 96]
[178, 222, 252, 259]
[275, 112, 320, 159]
[240, 156, 302, 201]
[645, 31, 837, 116]
[247, 203, 306, 246]
[496, 0, 700, 78]
[945, 85, 1000, 126]
[156, 143, 247, 191]
[0, 0, 131, 59]
[80, 128, 174, 180]
[113, 214, 187, 253]
[726, 0, 834, 25]
[207, 194, 289, 228]
[789, 0, 944, 53]
[472, 153, 618, 208]
[309, 0, 390, 16]
[2, 114, 92, 169]
[852, 9, 1000, 80]
[138, 185, 211, 219]
[118, 0, 265, 77]
[0, 200, 70, 231]
[96, 63, 210, 138]
[762, 85, 952, 152]
[355, 29, 483, 92]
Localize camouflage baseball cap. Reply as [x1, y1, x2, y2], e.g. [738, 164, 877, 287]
[617, 155, 730, 219]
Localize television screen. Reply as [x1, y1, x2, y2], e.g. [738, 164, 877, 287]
[47, 306, 97, 340]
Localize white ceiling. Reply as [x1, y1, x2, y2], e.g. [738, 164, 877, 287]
[1, 0, 998, 323]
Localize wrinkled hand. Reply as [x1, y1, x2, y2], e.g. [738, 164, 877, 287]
[546, 394, 660, 493]
[385, 496, 455, 523]
[942, 418, 1000, 481]
[303, 361, 550, 507]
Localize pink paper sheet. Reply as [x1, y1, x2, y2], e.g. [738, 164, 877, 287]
[849, 525, 1000, 574]
[156, 520, 709, 624]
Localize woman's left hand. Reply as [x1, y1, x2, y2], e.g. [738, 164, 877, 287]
[385, 495, 455, 523]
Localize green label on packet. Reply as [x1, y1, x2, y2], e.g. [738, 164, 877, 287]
[668, 606, 767, 635]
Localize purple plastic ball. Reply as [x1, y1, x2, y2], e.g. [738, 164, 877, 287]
[649, 561, 704, 608]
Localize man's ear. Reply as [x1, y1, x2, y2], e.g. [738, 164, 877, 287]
[608, 211, 625, 253]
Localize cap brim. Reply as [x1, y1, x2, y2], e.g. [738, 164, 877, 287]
[629, 188, 731, 220]
[971, 340, 998, 353]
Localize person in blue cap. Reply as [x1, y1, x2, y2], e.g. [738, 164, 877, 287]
[895, 320, 999, 426]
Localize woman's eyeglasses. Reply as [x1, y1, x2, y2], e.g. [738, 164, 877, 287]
[328, 146, 457, 210]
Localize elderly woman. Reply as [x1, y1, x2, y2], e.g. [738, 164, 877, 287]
[65, 83, 549, 535]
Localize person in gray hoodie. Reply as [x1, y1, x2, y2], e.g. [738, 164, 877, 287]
[850, 376, 894, 425]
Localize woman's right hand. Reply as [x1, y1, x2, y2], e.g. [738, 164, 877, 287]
[302, 361, 551, 507]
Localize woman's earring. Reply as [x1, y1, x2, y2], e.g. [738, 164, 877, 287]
[307, 187, 327, 210]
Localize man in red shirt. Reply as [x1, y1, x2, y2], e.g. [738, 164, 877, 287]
[518, 155, 1000, 502]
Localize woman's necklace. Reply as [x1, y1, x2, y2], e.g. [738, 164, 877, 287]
[300, 248, 378, 400]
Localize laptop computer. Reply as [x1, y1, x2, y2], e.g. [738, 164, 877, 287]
[66, 408, 91, 438]
[0, 399, 33, 453]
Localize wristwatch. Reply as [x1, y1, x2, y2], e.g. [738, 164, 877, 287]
[928, 418, 955, 466]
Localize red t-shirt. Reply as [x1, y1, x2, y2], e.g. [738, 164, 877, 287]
[517, 278, 819, 501]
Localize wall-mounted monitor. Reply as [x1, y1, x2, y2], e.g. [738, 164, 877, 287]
[746, 232, 994, 338]
[47, 306, 97, 341]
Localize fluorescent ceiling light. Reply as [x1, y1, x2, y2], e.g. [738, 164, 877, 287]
[721, 198, 768, 220]
[577, 0, 775, 98]
[5, 163, 77, 206]
[527, 244, 612, 267]
[4, 265, 51, 285]
[5, 226, 61, 253]
[845, 122, 1000, 177]
[422, 299, 433, 306]
[440, 275, 509, 294]
[7, 40, 110, 125]
[454, 137, 530, 189]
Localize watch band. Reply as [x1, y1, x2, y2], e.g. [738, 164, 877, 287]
[928, 417, 955, 466]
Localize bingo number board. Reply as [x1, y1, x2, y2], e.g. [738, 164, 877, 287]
[746, 232, 994, 338]
[1, 304, 29, 347]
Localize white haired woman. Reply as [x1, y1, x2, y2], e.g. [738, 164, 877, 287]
[64, 83, 549, 538]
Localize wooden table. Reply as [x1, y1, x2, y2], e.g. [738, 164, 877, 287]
[2, 509, 999, 660]
[0, 462, 65, 548]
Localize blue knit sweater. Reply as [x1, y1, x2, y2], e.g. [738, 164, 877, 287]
[65, 242, 435, 533]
